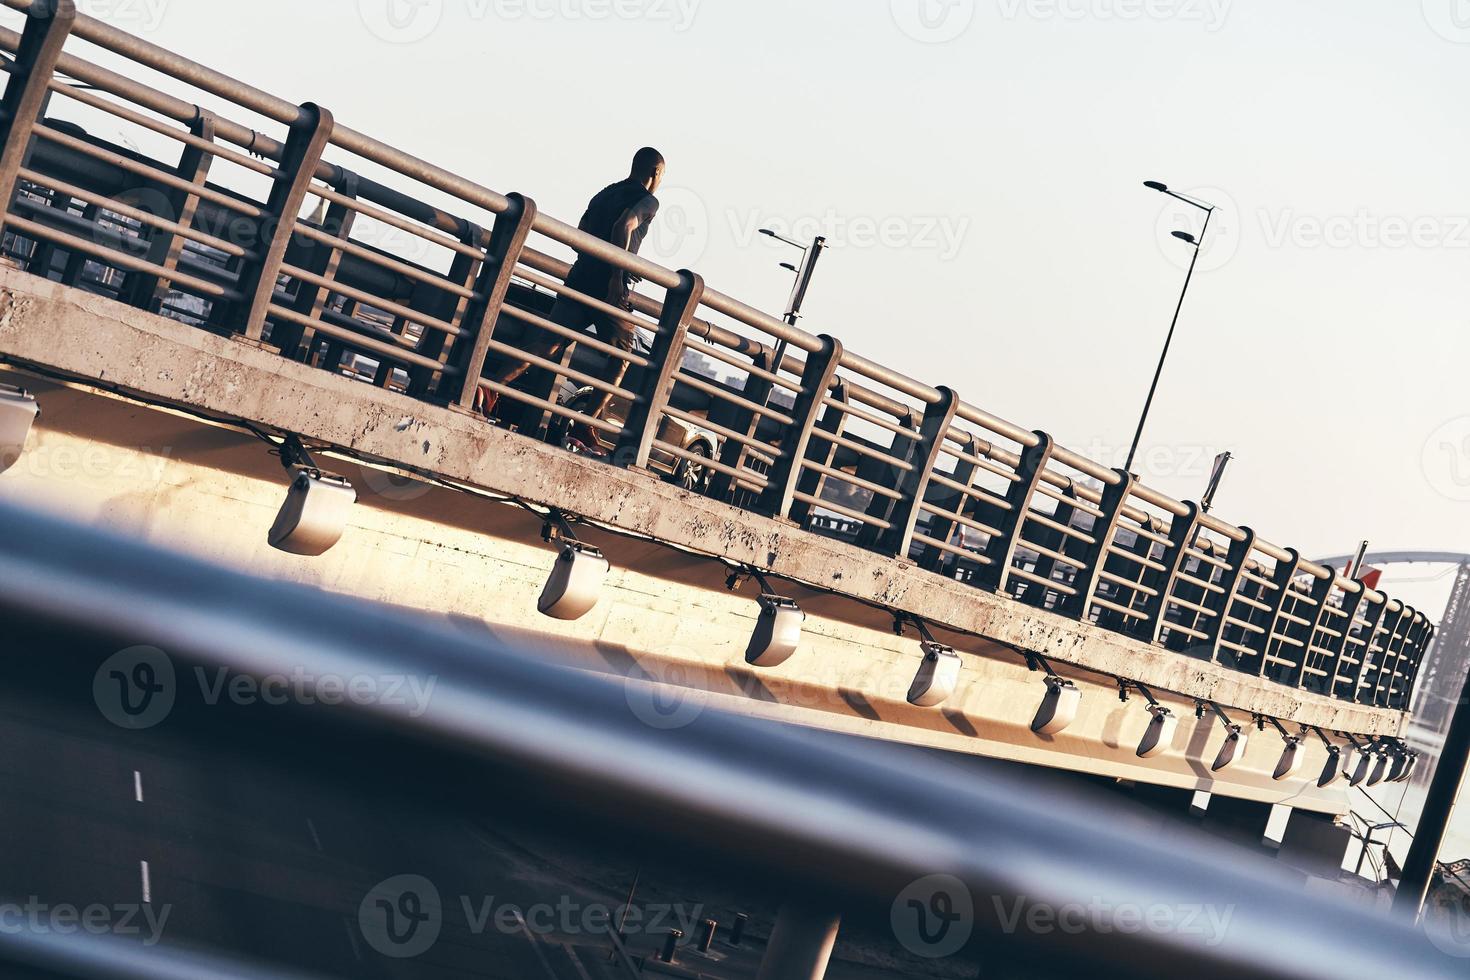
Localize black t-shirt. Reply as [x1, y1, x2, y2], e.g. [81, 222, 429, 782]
[565, 178, 660, 303]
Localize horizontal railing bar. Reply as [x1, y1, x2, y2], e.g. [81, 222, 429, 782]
[278, 261, 461, 338]
[35, 123, 265, 217]
[791, 491, 889, 529]
[18, 166, 256, 259]
[48, 77, 282, 178]
[500, 303, 650, 368]
[292, 223, 475, 300]
[799, 458, 905, 501]
[265, 304, 453, 374]
[810, 427, 916, 472]
[910, 531, 995, 565]
[5, 211, 240, 300]
[480, 337, 638, 403]
[919, 501, 1004, 539]
[676, 372, 793, 425]
[653, 438, 769, 488]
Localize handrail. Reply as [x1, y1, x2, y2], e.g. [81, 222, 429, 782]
[0, 499, 1458, 980]
[0, 0, 1434, 709]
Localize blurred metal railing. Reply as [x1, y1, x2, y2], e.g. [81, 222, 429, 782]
[0, 498, 1459, 979]
[0, 0, 1432, 710]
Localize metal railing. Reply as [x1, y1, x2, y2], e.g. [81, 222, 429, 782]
[0, 497, 1459, 979]
[0, 0, 1433, 710]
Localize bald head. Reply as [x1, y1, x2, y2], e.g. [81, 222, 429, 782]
[631, 147, 665, 193]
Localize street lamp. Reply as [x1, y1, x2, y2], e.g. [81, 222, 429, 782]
[758, 229, 827, 327]
[1126, 182, 1218, 475]
[758, 230, 829, 418]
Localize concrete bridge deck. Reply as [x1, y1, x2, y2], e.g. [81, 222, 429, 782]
[0, 267, 1404, 815]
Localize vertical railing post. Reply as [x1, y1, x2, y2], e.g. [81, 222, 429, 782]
[1338, 592, 1389, 701]
[1290, 572, 1339, 691]
[123, 110, 217, 311]
[451, 192, 537, 411]
[1198, 528, 1256, 665]
[1140, 502, 1199, 645]
[759, 335, 843, 521]
[1069, 470, 1136, 621]
[860, 387, 958, 560]
[615, 270, 705, 470]
[233, 103, 333, 344]
[1321, 582, 1369, 698]
[977, 431, 1053, 596]
[917, 432, 984, 574]
[708, 347, 775, 503]
[1380, 613, 1426, 709]
[787, 382, 849, 529]
[271, 170, 359, 361]
[1359, 604, 1405, 703]
[1370, 607, 1417, 707]
[408, 218, 488, 396]
[1396, 620, 1435, 711]
[1254, 549, 1301, 678]
[0, 0, 74, 233]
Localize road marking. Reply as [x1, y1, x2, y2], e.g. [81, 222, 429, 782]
[564, 945, 594, 980]
[342, 916, 363, 961]
[133, 770, 143, 803]
[511, 909, 561, 980]
[306, 817, 322, 852]
[139, 860, 151, 904]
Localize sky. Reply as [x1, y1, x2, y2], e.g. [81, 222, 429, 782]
[6, 0, 1468, 846]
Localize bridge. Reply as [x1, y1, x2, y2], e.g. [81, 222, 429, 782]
[0, 0, 1440, 860]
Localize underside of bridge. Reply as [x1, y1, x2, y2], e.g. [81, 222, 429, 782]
[0, 268, 1403, 822]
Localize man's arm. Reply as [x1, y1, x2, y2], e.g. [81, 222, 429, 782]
[607, 195, 660, 305]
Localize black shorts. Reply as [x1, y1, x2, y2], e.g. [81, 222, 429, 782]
[548, 293, 637, 353]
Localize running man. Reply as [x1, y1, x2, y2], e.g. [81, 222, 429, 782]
[477, 147, 665, 448]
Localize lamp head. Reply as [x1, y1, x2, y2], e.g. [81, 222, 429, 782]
[1171, 231, 1197, 244]
[1144, 180, 1169, 192]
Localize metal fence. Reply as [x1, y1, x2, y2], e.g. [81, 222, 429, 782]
[0, 0, 1433, 710]
[0, 497, 1460, 979]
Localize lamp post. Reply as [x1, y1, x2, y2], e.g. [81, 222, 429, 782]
[759, 229, 827, 327]
[757, 230, 828, 413]
[1126, 182, 1217, 476]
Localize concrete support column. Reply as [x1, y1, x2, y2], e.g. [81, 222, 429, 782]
[756, 902, 841, 980]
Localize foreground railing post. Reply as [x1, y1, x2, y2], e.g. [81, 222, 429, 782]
[708, 347, 776, 503]
[272, 170, 360, 361]
[0, 0, 75, 233]
[1068, 469, 1136, 621]
[615, 270, 705, 470]
[1321, 580, 1368, 698]
[977, 431, 1053, 596]
[756, 902, 840, 980]
[1140, 502, 1199, 645]
[451, 192, 537, 412]
[122, 110, 217, 312]
[1291, 572, 1339, 691]
[1254, 549, 1301, 678]
[860, 387, 957, 560]
[234, 103, 334, 344]
[917, 432, 984, 574]
[1368, 606, 1416, 706]
[1198, 528, 1256, 664]
[1338, 591, 1388, 700]
[759, 335, 842, 521]
[1395, 619, 1435, 710]
[409, 218, 489, 397]
[1394, 644, 1470, 923]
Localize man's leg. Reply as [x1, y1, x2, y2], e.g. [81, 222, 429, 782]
[478, 296, 586, 416]
[566, 312, 639, 446]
